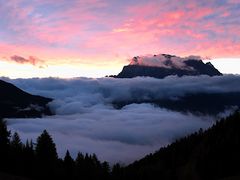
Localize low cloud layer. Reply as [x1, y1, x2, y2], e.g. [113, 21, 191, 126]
[5, 75, 240, 107]
[7, 105, 213, 164]
[3, 75, 240, 164]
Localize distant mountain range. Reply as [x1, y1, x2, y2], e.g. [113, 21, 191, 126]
[0, 80, 52, 118]
[107, 54, 240, 115]
[113, 92, 240, 115]
[110, 54, 222, 78]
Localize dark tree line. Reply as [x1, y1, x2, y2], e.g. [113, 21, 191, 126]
[1, 111, 240, 180]
[116, 111, 240, 180]
[0, 119, 110, 180]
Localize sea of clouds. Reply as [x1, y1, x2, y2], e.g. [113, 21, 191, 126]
[2, 75, 240, 164]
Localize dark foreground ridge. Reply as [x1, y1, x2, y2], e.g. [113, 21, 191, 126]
[118, 111, 240, 180]
[0, 111, 240, 180]
[111, 54, 222, 79]
[0, 80, 52, 118]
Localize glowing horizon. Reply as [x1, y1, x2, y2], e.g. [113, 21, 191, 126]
[0, 0, 240, 78]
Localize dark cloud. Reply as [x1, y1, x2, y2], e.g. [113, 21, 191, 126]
[6, 75, 240, 105]
[10, 55, 46, 67]
[3, 75, 240, 164]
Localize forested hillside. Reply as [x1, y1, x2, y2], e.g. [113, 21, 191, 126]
[116, 111, 240, 180]
[1, 111, 240, 180]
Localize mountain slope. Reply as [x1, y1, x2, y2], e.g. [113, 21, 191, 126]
[113, 54, 222, 79]
[116, 111, 240, 180]
[0, 172, 31, 180]
[0, 80, 52, 118]
[113, 92, 240, 115]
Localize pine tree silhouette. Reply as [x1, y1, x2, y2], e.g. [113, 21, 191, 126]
[22, 139, 36, 178]
[111, 163, 123, 180]
[0, 118, 11, 172]
[75, 152, 85, 179]
[35, 129, 58, 179]
[101, 161, 110, 180]
[11, 132, 23, 149]
[36, 130, 58, 161]
[10, 132, 24, 175]
[63, 150, 75, 179]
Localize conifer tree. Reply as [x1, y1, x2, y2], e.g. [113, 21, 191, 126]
[22, 139, 36, 178]
[63, 150, 75, 179]
[101, 161, 110, 180]
[11, 132, 23, 149]
[10, 132, 23, 174]
[0, 118, 11, 171]
[35, 129, 58, 161]
[75, 152, 85, 179]
[0, 119, 10, 148]
[35, 129, 58, 179]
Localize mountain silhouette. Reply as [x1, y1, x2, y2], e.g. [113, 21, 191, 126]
[0, 80, 52, 118]
[113, 92, 240, 115]
[112, 54, 222, 78]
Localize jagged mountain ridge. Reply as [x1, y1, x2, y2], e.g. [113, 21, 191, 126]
[0, 80, 52, 118]
[109, 54, 237, 115]
[113, 54, 222, 78]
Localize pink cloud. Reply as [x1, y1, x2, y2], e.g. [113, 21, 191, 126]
[2, 0, 107, 45]
[9, 55, 46, 68]
[10, 55, 42, 65]
[228, 0, 240, 4]
[220, 11, 230, 17]
[90, 1, 240, 58]
[0, 0, 240, 72]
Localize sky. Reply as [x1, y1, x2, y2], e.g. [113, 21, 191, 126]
[0, 0, 240, 78]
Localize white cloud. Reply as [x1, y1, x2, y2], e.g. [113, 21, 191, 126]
[129, 54, 202, 69]
[3, 75, 240, 164]
[7, 104, 213, 164]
